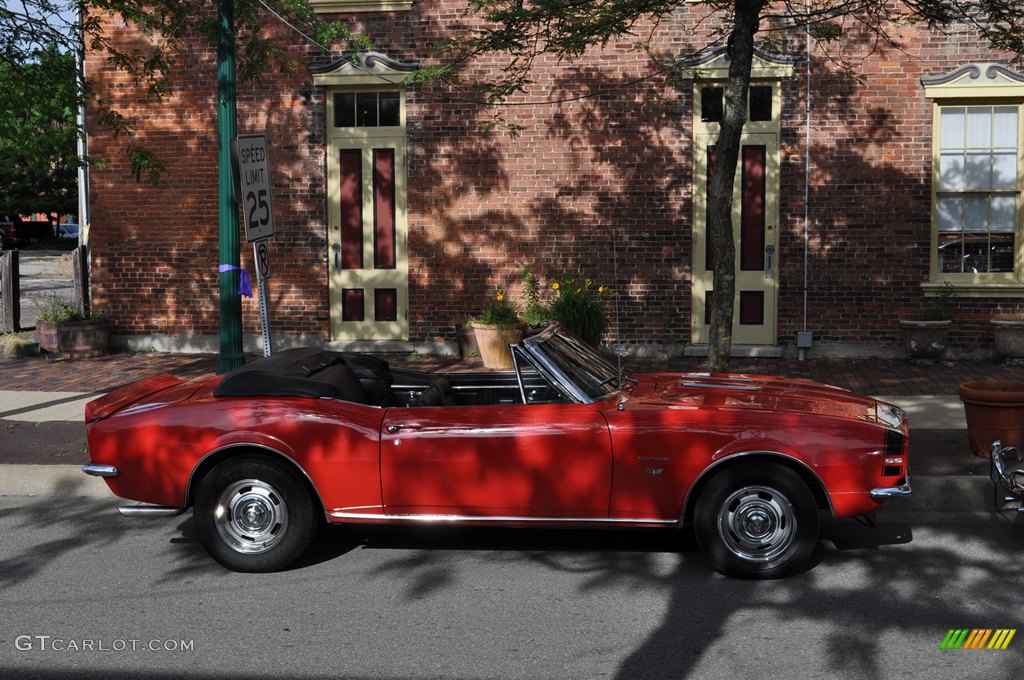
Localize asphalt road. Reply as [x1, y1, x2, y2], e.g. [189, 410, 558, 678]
[1, 487, 1022, 680]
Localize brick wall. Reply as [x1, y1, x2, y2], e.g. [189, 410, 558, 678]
[86, 4, 1024, 354]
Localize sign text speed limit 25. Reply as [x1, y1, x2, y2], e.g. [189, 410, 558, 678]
[233, 134, 275, 242]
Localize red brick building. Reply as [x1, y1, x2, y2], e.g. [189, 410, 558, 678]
[84, 3, 1024, 358]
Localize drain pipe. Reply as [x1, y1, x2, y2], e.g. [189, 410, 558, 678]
[797, 1, 813, 361]
[75, 8, 91, 317]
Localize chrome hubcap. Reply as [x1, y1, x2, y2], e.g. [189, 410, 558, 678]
[214, 479, 289, 554]
[717, 485, 795, 563]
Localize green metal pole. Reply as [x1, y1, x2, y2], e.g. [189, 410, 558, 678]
[216, 0, 244, 373]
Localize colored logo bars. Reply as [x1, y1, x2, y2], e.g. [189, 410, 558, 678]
[941, 629, 1016, 650]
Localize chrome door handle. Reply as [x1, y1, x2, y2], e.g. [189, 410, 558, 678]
[764, 243, 775, 279]
[386, 424, 423, 433]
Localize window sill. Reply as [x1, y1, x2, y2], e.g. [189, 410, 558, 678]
[924, 281, 1024, 298]
[310, 0, 413, 12]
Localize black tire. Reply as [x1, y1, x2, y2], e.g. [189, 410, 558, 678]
[694, 463, 819, 579]
[193, 455, 319, 572]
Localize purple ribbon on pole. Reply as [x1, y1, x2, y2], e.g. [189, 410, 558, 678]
[218, 264, 253, 298]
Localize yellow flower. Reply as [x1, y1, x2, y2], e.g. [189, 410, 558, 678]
[551, 282, 560, 290]
[496, 291, 505, 302]
[598, 285, 606, 294]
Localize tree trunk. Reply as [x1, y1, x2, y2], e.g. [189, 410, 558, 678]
[706, 0, 765, 373]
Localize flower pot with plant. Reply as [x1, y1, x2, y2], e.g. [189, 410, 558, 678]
[470, 289, 525, 370]
[547, 270, 611, 348]
[899, 282, 955, 360]
[34, 294, 110, 358]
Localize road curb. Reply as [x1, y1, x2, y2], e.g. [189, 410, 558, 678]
[0, 464, 112, 498]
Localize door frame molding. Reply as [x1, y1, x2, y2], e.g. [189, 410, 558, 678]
[315, 52, 416, 343]
[685, 47, 794, 350]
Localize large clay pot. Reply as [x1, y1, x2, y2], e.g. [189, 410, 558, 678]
[899, 319, 951, 360]
[959, 380, 1024, 458]
[455, 323, 479, 358]
[470, 322, 525, 370]
[991, 319, 1024, 359]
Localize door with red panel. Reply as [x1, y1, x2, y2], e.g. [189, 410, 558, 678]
[692, 133, 779, 346]
[328, 140, 408, 340]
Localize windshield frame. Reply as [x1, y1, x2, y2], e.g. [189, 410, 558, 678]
[516, 324, 622, 404]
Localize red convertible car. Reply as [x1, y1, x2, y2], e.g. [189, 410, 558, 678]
[84, 324, 910, 579]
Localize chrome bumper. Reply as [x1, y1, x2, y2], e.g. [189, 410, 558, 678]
[991, 440, 1024, 505]
[82, 463, 118, 478]
[870, 475, 912, 499]
[82, 464, 185, 517]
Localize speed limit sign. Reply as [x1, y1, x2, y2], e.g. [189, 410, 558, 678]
[233, 134, 275, 242]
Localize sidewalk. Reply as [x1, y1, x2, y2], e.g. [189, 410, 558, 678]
[3, 351, 1024, 477]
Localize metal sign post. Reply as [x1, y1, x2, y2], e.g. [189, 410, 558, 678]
[253, 239, 272, 357]
[233, 134, 276, 356]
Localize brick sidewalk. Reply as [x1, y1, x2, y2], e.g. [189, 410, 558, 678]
[4, 351, 1024, 394]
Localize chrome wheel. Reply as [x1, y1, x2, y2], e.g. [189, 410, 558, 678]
[695, 463, 819, 579]
[716, 485, 796, 563]
[194, 455, 318, 572]
[214, 479, 290, 554]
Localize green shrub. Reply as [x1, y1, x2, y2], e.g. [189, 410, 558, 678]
[473, 289, 523, 327]
[547, 271, 611, 346]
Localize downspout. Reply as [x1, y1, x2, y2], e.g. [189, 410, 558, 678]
[76, 7, 91, 317]
[799, 0, 812, 360]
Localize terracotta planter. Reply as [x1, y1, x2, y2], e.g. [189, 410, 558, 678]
[959, 380, 1024, 458]
[991, 319, 1024, 359]
[455, 323, 479, 358]
[470, 322, 525, 370]
[36, 319, 110, 359]
[899, 319, 951, 360]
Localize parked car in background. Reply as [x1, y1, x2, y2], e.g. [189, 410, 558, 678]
[83, 323, 911, 579]
[58, 223, 79, 240]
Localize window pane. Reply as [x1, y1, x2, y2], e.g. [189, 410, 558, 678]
[937, 195, 963, 231]
[963, 233, 990, 273]
[357, 92, 378, 127]
[940, 108, 965, 149]
[749, 86, 772, 122]
[991, 194, 1016, 231]
[701, 87, 723, 123]
[965, 195, 988, 230]
[333, 93, 355, 128]
[379, 92, 400, 126]
[966, 108, 992, 148]
[992, 233, 1015, 272]
[994, 107, 1018, 148]
[938, 233, 963, 272]
[964, 151, 990, 189]
[939, 152, 964, 190]
[993, 152, 1017, 189]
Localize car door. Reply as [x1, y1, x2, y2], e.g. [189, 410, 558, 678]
[380, 402, 613, 518]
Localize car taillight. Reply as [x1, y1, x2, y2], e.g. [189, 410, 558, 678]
[882, 430, 906, 476]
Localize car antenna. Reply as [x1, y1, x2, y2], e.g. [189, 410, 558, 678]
[613, 235, 623, 391]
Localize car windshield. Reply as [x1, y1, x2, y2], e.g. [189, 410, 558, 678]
[527, 326, 623, 401]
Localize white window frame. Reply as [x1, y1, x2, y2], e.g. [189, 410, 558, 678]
[924, 63, 1024, 297]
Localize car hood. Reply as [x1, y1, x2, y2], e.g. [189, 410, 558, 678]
[627, 373, 887, 424]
